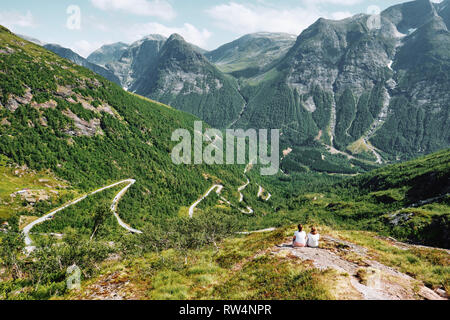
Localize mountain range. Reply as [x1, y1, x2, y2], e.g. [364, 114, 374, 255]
[14, 0, 450, 174]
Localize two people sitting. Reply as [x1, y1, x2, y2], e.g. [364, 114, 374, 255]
[293, 224, 320, 248]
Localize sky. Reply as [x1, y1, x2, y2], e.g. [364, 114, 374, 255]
[0, 0, 444, 57]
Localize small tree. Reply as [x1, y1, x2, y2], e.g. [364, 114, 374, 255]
[90, 201, 110, 241]
[0, 232, 25, 280]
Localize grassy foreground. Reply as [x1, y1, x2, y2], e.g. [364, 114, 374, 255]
[65, 226, 449, 300]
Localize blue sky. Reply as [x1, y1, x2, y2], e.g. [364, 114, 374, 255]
[0, 0, 441, 57]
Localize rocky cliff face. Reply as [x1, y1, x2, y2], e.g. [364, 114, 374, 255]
[102, 35, 167, 90]
[233, 0, 449, 164]
[438, 0, 450, 28]
[87, 42, 129, 67]
[88, 35, 208, 91]
[130, 34, 245, 128]
[372, 12, 450, 157]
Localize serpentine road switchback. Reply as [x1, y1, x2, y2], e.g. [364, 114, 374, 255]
[188, 162, 272, 218]
[23, 179, 141, 252]
[23, 161, 273, 251]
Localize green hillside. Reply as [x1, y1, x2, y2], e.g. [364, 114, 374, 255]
[345, 149, 450, 202]
[4, 148, 445, 301]
[0, 26, 254, 230]
[300, 149, 450, 248]
[252, 148, 450, 249]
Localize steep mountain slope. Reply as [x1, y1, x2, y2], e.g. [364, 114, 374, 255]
[0, 26, 250, 228]
[87, 42, 129, 67]
[87, 36, 207, 91]
[347, 149, 449, 205]
[205, 32, 296, 77]
[383, 0, 439, 34]
[437, 0, 450, 28]
[372, 14, 450, 157]
[43, 44, 121, 85]
[130, 34, 246, 128]
[232, 0, 449, 170]
[102, 35, 167, 90]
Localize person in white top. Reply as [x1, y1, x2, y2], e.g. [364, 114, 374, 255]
[293, 224, 307, 247]
[307, 227, 320, 248]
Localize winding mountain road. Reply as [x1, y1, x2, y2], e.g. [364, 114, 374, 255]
[110, 180, 143, 234]
[24, 131, 273, 248]
[238, 178, 250, 203]
[23, 179, 141, 252]
[258, 185, 272, 201]
[233, 163, 255, 214]
[189, 184, 224, 218]
[188, 160, 275, 217]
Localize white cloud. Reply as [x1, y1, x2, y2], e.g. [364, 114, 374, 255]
[0, 10, 36, 30]
[206, 2, 321, 35]
[91, 0, 176, 21]
[85, 15, 110, 32]
[70, 40, 105, 58]
[330, 11, 353, 20]
[206, 2, 362, 37]
[95, 23, 109, 32]
[126, 22, 212, 49]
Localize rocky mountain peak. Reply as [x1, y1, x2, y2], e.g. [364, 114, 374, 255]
[166, 33, 185, 43]
[87, 42, 129, 67]
[160, 33, 206, 66]
[129, 35, 166, 50]
[141, 34, 167, 42]
[383, 0, 439, 34]
[99, 42, 128, 51]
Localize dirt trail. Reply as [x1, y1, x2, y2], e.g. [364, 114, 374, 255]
[362, 139, 383, 164]
[273, 235, 445, 300]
